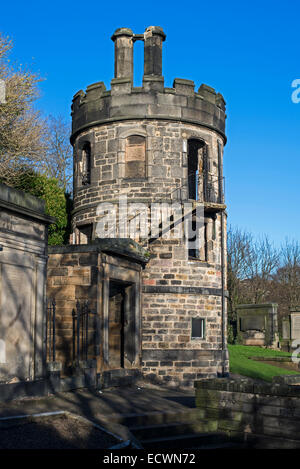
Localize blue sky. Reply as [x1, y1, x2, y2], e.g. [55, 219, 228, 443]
[1, 0, 299, 246]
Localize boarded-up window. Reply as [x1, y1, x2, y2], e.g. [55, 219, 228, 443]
[125, 135, 146, 178]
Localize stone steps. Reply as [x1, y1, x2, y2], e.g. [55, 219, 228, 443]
[114, 408, 245, 449]
[133, 430, 241, 450]
[129, 419, 218, 440]
[110, 409, 203, 427]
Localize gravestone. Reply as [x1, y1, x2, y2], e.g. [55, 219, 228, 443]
[282, 318, 291, 340]
[236, 303, 279, 348]
[290, 312, 300, 340]
[240, 315, 265, 332]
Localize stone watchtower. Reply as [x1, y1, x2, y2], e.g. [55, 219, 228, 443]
[68, 26, 228, 386]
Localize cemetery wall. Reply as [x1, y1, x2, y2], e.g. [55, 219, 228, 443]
[195, 378, 300, 448]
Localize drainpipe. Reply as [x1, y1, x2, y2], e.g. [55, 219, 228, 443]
[220, 210, 227, 374]
[218, 139, 227, 376]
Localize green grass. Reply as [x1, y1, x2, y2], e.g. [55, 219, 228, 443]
[228, 345, 299, 382]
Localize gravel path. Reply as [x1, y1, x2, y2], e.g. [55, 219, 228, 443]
[0, 414, 118, 449]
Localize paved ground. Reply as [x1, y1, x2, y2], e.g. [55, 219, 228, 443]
[0, 381, 195, 420]
[0, 381, 196, 447]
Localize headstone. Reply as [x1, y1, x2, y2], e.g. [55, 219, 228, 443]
[240, 315, 265, 332]
[290, 313, 300, 340]
[282, 318, 291, 340]
[236, 303, 279, 348]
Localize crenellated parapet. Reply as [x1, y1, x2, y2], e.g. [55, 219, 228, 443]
[71, 26, 226, 144]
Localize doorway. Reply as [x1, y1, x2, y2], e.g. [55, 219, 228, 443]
[108, 280, 136, 369]
[109, 280, 125, 369]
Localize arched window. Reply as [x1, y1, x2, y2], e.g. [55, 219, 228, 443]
[125, 135, 146, 178]
[82, 142, 91, 185]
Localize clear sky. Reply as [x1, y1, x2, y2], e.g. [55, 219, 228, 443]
[1, 0, 299, 246]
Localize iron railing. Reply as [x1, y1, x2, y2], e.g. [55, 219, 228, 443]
[46, 298, 56, 362]
[72, 300, 95, 364]
[188, 171, 224, 204]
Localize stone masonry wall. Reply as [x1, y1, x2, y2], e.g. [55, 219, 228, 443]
[72, 120, 224, 232]
[195, 378, 300, 448]
[70, 118, 228, 385]
[140, 213, 227, 386]
[47, 251, 99, 369]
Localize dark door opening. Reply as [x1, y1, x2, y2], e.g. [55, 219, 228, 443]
[108, 280, 136, 369]
[109, 280, 125, 369]
[187, 139, 205, 201]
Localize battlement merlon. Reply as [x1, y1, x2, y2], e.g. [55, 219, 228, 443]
[71, 26, 226, 144]
[71, 81, 226, 144]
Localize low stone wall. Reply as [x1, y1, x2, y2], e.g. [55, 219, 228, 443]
[195, 378, 300, 448]
[0, 365, 97, 403]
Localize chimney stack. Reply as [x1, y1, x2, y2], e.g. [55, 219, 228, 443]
[143, 26, 166, 78]
[111, 28, 134, 82]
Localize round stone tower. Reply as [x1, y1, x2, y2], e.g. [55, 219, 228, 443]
[70, 26, 228, 386]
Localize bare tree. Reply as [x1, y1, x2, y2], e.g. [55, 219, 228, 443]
[0, 33, 47, 185]
[227, 227, 300, 340]
[275, 239, 300, 311]
[41, 115, 73, 192]
[227, 226, 252, 318]
[242, 235, 279, 303]
[227, 226, 279, 316]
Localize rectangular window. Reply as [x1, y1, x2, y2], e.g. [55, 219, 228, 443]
[191, 318, 205, 339]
